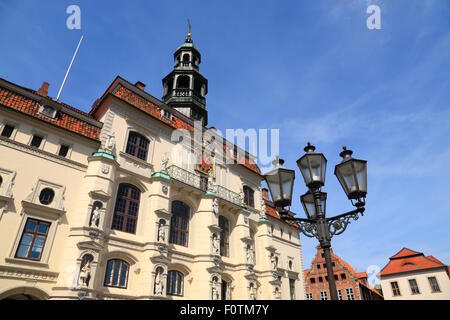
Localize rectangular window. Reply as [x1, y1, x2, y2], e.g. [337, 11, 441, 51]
[289, 279, 296, 300]
[15, 218, 50, 261]
[58, 144, 70, 157]
[341, 273, 346, 280]
[391, 281, 401, 296]
[316, 264, 321, 269]
[306, 293, 313, 300]
[310, 278, 316, 284]
[30, 135, 43, 148]
[320, 291, 328, 300]
[346, 288, 355, 300]
[1, 124, 14, 138]
[428, 277, 441, 293]
[318, 276, 323, 283]
[162, 109, 172, 120]
[409, 279, 420, 294]
[337, 289, 343, 300]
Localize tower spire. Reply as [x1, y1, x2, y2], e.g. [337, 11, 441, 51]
[161, 27, 208, 126]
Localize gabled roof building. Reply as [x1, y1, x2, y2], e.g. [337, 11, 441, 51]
[304, 246, 383, 300]
[380, 248, 450, 300]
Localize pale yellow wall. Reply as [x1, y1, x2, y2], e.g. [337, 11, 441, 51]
[380, 269, 450, 300]
[0, 98, 306, 300]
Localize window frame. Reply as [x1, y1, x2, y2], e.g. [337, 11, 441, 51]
[320, 291, 328, 300]
[125, 131, 150, 161]
[103, 259, 130, 289]
[390, 281, 401, 296]
[167, 270, 184, 296]
[218, 215, 230, 257]
[14, 218, 50, 261]
[1, 123, 15, 139]
[169, 201, 190, 247]
[111, 183, 141, 234]
[346, 288, 355, 300]
[29, 134, 44, 148]
[243, 185, 254, 207]
[428, 276, 441, 293]
[408, 278, 420, 295]
[38, 188, 55, 205]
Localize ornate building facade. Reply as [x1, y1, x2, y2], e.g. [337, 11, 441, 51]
[0, 33, 305, 300]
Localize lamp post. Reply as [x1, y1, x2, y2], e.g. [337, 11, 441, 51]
[263, 142, 367, 301]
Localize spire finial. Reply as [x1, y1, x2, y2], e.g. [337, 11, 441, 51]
[186, 18, 192, 42]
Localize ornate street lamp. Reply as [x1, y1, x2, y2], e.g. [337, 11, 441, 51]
[334, 147, 367, 207]
[263, 156, 295, 210]
[264, 143, 367, 301]
[300, 191, 327, 220]
[297, 142, 327, 189]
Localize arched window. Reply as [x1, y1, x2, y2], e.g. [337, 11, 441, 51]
[177, 75, 190, 89]
[218, 216, 230, 257]
[167, 270, 184, 296]
[243, 186, 254, 207]
[112, 183, 141, 234]
[104, 259, 129, 288]
[125, 132, 149, 161]
[169, 201, 190, 247]
[39, 188, 55, 205]
[182, 53, 190, 62]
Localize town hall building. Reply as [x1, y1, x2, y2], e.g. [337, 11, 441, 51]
[0, 31, 306, 300]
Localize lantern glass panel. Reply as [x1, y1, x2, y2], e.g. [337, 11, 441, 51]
[354, 160, 367, 193]
[298, 156, 311, 185]
[280, 169, 294, 202]
[265, 173, 281, 203]
[308, 154, 324, 185]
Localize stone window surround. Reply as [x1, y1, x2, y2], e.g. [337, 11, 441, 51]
[7, 209, 60, 266]
[122, 118, 157, 165]
[57, 138, 74, 159]
[27, 129, 48, 150]
[0, 118, 20, 140]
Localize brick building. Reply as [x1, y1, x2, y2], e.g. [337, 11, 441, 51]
[304, 246, 383, 300]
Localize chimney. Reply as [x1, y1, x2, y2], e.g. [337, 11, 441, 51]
[262, 188, 269, 201]
[37, 82, 50, 96]
[135, 81, 146, 91]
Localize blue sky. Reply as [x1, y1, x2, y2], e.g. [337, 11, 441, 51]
[1, 0, 449, 278]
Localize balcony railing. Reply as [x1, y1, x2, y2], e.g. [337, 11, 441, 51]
[167, 165, 243, 206]
[164, 89, 206, 106]
[213, 185, 243, 206]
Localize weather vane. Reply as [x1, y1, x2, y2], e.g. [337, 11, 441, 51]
[187, 18, 192, 41]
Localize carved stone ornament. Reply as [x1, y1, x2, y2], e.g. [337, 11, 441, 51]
[105, 133, 116, 154]
[212, 198, 219, 215]
[154, 269, 164, 296]
[101, 164, 110, 174]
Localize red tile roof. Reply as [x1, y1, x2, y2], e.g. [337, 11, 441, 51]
[0, 80, 101, 141]
[380, 248, 447, 276]
[357, 272, 367, 279]
[90, 76, 261, 175]
[390, 248, 422, 259]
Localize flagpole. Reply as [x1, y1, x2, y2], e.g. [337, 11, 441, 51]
[56, 34, 84, 101]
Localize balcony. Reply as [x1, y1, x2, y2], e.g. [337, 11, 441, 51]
[163, 88, 206, 107]
[167, 165, 243, 206]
